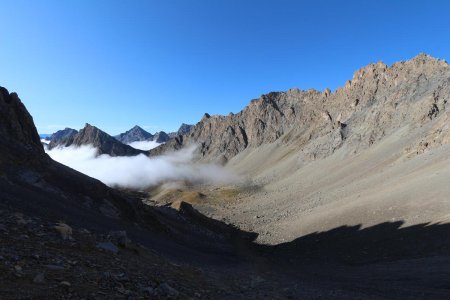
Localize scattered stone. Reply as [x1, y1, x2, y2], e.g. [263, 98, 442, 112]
[14, 265, 22, 273]
[46, 264, 65, 270]
[141, 286, 155, 295]
[96, 241, 119, 254]
[54, 222, 72, 240]
[159, 282, 179, 297]
[33, 273, 45, 284]
[60, 281, 71, 287]
[109, 230, 128, 248]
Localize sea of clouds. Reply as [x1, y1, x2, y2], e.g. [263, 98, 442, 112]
[126, 140, 161, 151]
[45, 144, 235, 189]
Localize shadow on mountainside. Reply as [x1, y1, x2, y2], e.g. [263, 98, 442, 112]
[261, 220, 450, 265]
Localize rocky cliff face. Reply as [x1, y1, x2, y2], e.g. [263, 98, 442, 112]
[50, 124, 146, 156]
[151, 54, 450, 163]
[114, 125, 153, 144]
[0, 87, 44, 158]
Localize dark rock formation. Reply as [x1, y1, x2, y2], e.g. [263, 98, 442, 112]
[0, 87, 45, 158]
[114, 125, 153, 144]
[151, 54, 450, 162]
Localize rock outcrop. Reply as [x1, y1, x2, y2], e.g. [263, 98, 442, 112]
[151, 54, 450, 163]
[114, 125, 153, 144]
[50, 124, 146, 156]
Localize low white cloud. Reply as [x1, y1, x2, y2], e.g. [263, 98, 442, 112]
[127, 140, 161, 151]
[45, 144, 235, 189]
[41, 139, 50, 145]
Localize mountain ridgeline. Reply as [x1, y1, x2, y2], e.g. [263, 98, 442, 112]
[151, 54, 450, 164]
[46, 123, 194, 157]
[114, 124, 193, 144]
[48, 124, 147, 156]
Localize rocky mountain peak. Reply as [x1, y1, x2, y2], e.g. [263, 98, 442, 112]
[0, 87, 44, 156]
[115, 125, 153, 144]
[153, 131, 170, 143]
[47, 127, 78, 144]
[177, 123, 193, 135]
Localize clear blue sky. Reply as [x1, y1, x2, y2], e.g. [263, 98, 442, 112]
[1, 0, 449, 135]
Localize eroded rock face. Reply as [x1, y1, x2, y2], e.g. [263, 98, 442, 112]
[151, 54, 450, 162]
[50, 124, 146, 156]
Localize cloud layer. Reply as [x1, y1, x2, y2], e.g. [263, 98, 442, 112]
[45, 144, 235, 189]
[127, 140, 161, 151]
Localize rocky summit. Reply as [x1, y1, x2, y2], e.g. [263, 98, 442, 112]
[152, 131, 170, 143]
[168, 123, 194, 138]
[114, 125, 153, 144]
[46, 128, 78, 143]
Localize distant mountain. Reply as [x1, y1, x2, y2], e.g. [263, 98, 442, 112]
[168, 123, 194, 138]
[39, 133, 51, 139]
[49, 124, 146, 156]
[152, 131, 170, 143]
[177, 123, 193, 135]
[114, 125, 153, 144]
[46, 127, 78, 143]
[115, 124, 193, 144]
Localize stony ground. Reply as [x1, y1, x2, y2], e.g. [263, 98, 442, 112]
[0, 204, 350, 300]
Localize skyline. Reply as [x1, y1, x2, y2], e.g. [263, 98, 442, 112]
[1, 0, 450, 135]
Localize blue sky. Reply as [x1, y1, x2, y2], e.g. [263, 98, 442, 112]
[1, 0, 450, 135]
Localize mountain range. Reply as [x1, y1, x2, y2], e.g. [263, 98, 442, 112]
[48, 123, 146, 156]
[2, 54, 450, 298]
[45, 123, 193, 155]
[114, 124, 193, 144]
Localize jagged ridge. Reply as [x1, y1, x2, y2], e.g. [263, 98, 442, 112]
[151, 54, 450, 163]
[50, 124, 147, 156]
